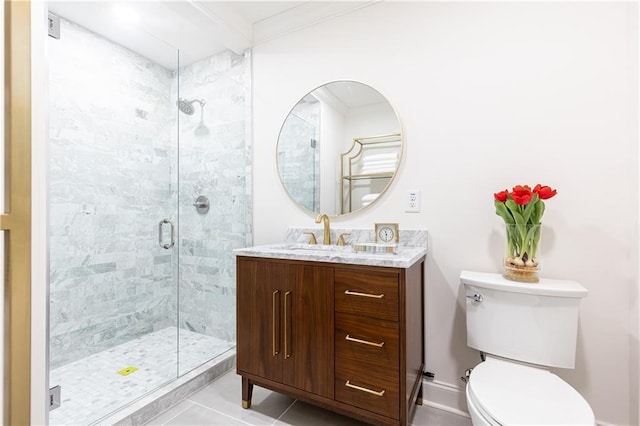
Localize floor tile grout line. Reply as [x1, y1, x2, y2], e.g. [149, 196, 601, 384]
[153, 401, 195, 426]
[271, 399, 298, 425]
[187, 399, 253, 425]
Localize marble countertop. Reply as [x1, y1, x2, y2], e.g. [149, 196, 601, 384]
[234, 243, 426, 268]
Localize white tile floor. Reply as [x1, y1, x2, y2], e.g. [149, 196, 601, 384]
[144, 370, 472, 426]
[50, 327, 234, 426]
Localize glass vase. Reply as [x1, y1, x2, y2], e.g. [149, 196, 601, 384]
[503, 223, 540, 283]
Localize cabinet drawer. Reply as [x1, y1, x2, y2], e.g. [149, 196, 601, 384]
[335, 269, 399, 321]
[335, 312, 399, 369]
[335, 358, 399, 419]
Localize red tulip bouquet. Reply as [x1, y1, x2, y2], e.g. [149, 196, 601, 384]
[494, 185, 557, 281]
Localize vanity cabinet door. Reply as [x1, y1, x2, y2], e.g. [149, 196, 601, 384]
[283, 264, 334, 398]
[237, 258, 292, 383]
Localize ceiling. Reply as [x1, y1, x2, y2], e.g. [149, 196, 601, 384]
[47, 1, 377, 69]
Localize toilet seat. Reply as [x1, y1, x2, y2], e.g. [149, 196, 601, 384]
[468, 357, 594, 425]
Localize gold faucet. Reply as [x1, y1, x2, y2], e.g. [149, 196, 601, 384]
[303, 231, 317, 245]
[315, 214, 331, 245]
[337, 232, 351, 246]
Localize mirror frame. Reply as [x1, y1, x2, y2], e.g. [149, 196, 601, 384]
[276, 80, 403, 217]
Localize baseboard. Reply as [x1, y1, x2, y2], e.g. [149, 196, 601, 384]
[422, 379, 470, 418]
[596, 421, 620, 426]
[423, 378, 615, 426]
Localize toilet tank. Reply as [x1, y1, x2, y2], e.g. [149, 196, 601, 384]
[460, 271, 588, 369]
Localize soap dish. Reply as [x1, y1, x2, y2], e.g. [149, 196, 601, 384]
[354, 243, 398, 255]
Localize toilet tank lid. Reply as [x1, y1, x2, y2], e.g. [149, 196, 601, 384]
[460, 271, 588, 298]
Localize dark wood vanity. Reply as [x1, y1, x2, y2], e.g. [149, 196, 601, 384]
[236, 255, 425, 426]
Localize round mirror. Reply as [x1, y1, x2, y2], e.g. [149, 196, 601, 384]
[276, 81, 402, 216]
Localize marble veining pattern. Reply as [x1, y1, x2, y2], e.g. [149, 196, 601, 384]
[49, 18, 177, 368]
[235, 228, 427, 268]
[277, 100, 320, 211]
[234, 243, 425, 268]
[49, 18, 250, 370]
[175, 49, 250, 347]
[49, 327, 234, 426]
[285, 227, 428, 248]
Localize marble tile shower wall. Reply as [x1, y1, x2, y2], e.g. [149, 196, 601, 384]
[277, 101, 320, 211]
[174, 50, 250, 343]
[49, 19, 177, 368]
[49, 19, 250, 368]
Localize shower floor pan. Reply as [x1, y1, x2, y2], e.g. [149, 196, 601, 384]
[49, 327, 235, 426]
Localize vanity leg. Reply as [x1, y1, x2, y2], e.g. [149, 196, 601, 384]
[416, 381, 423, 406]
[241, 377, 253, 409]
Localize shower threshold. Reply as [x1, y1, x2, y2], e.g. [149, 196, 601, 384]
[49, 327, 235, 426]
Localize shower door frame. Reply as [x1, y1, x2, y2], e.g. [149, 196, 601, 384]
[1, 1, 33, 424]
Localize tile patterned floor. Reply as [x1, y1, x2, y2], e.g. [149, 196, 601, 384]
[144, 370, 472, 426]
[50, 327, 234, 426]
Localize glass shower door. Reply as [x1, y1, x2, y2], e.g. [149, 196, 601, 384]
[47, 15, 180, 425]
[277, 113, 320, 212]
[175, 51, 250, 376]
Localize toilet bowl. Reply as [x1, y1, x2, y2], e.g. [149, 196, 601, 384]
[466, 356, 594, 425]
[460, 271, 595, 426]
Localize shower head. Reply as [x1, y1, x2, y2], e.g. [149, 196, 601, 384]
[177, 99, 194, 115]
[177, 98, 206, 115]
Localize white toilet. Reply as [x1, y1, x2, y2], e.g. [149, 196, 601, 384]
[460, 270, 595, 425]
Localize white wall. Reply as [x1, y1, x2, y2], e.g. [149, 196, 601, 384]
[319, 99, 344, 213]
[252, 2, 638, 425]
[343, 102, 398, 142]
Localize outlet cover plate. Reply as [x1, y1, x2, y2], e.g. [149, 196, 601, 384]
[406, 190, 421, 213]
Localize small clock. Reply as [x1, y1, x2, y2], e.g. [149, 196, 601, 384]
[375, 223, 399, 243]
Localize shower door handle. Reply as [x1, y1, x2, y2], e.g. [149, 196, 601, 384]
[158, 219, 175, 249]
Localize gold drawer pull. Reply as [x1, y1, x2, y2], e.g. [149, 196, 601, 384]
[345, 380, 385, 397]
[345, 335, 384, 348]
[344, 290, 384, 299]
[272, 290, 279, 356]
[284, 291, 291, 359]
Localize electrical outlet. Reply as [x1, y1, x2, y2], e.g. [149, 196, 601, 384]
[406, 190, 420, 213]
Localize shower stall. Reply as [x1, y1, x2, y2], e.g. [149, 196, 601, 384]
[47, 15, 250, 425]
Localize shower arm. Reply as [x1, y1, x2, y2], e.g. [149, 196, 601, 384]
[195, 100, 206, 121]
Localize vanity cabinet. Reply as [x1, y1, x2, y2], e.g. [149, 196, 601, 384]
[236, 255, 425, 426]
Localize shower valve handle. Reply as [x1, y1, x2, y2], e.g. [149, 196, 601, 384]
[193, 195, 210, 214]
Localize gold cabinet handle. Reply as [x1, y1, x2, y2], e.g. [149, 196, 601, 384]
[272, 290, 279, 356]
[345, 380, 385, 397]
[284, 291, 291, 359]
[344, 290, 384, 299]
[345, 334, 385, 348]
